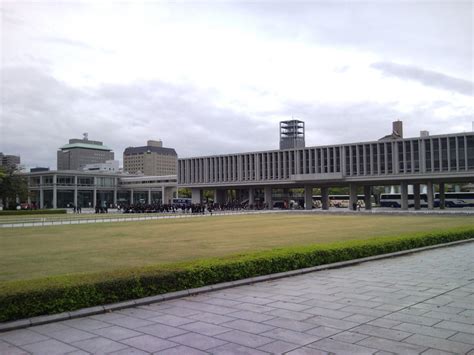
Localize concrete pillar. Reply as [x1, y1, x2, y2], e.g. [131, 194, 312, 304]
[39, 176, 44, 209]
[304, 185, 312, 210]
[148, 189, 152, 204]
[439, 183, 445, 209]
[264, 186, 272, 209]
[400, 182, 408, 210]
[349, 183, 358, 210]
[191, 188, 202, 204]
[413, 183, 421, 210]
[130, 189, 134, 204]
[248, 188, 254, 206]
[52, 174, 57, 209]
[73, 176, 78, 208]
[364, 186, 372, 210]
[321, 187, 329, 210]
[93, 188, 97, 208]
[113, 189, 117, 206]
[427, 181, 434, 210]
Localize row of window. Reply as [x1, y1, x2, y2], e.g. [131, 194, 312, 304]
[179, 135, 474, 184]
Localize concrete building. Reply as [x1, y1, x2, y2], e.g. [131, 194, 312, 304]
[25, 170, 177, 209]
[178, 121, 474, 210]
[57, 134, 114, 171]
[123, 140, 177, 176]
[0, 152, 21, 168]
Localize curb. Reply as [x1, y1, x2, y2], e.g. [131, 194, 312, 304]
[1, 238, 473, 332]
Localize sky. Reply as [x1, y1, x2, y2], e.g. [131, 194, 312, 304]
[1, 0, 473, 169]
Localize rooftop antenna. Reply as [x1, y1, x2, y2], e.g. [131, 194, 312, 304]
[83, 132, 89, 140]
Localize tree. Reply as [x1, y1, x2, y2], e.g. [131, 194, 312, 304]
[0, 166, 28, 209]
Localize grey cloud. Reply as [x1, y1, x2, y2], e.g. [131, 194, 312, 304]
[2, 66, 472, 170]
[371, 62, 474, 96]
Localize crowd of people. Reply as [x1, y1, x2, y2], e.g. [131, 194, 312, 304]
[117, 200, 270, 214]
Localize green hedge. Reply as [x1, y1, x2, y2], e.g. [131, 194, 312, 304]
[0, 209, 67, 216]
[0, 228, 472, 322]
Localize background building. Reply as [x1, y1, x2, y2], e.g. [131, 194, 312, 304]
[123, 140, 177, 176]
[57, 134, 114, 171]
[0, 152, 21, 168]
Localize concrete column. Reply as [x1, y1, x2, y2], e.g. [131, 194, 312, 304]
[413, 183, 421, 210]
[349, 183, 358, 210]
[321, 187, 329, 210]
[113, 189, 117, 206]
[39, 176, 44, 209]
[264, 186, 272, 209]
[191, 188, 202, 204]
[400, 182, 408, 210]
[161, 186, 166, 204]
[427, 181, 434, 210]
[148, 189, 152, 204]
[364, 185, 372, 210]
[248, 188, 255, 206]
[93, 188, 97, 208]
[304, 185, 312, 210]
[74, 176, 78, 208]
[439, 183, 445, 209]
[130, 189, 134, 204]
[52, 174, 57, 209]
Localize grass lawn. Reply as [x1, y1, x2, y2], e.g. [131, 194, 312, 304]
[1, 213, 474, 283]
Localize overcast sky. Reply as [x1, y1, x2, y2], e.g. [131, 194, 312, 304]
[1, 0, 473, 169]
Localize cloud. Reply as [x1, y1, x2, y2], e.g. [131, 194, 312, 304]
[371, 62, 474, 96]
[3, 65, 471, 172]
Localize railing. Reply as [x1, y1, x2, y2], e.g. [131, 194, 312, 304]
[0, 210, 279, 228]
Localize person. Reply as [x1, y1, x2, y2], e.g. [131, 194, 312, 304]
[352, 202, 357, 211]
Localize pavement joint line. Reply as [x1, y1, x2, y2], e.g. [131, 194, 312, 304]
[287, 257, 474, 354]
[1, 238, 473, 333]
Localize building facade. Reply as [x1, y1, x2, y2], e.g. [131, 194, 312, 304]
[178, 129, 474, 210]
[26, 171, 177, 209]
[123, 140, 177, 176]
[57, 136, 114, 171]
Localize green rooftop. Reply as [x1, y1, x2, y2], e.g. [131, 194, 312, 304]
[59, 143, 112, 151]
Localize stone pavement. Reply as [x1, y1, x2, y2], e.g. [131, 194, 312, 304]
[1, 243, 473, 355]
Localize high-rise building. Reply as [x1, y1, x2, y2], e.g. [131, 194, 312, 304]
[0, 152, 21, 168]
[123, 140, 177, 176]
[57, 134, 114, 171]
[280, 120, 305, 150]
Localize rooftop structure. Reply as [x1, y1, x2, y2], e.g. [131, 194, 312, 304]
[280, 120, 305, 150]
[57, 134, 114, 171]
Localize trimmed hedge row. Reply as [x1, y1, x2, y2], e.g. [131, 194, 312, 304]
[1, 227, 473, 322]
[0, 209, 67, 216]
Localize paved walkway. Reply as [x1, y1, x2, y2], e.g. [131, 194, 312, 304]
[1, 244, 474, 355]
